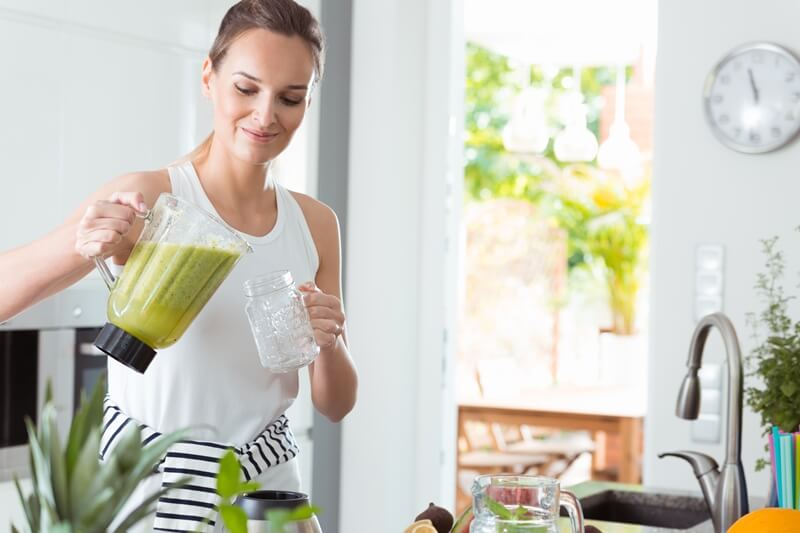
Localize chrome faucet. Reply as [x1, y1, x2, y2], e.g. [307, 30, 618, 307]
[658, 312, 748, 533]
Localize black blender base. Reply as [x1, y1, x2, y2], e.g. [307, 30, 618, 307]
[94, 323, 157, 373]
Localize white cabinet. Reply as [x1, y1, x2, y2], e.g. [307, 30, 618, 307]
[59, 32, 201, 209]
[0, 18, 64, 250]
[0, 1, 210, 249]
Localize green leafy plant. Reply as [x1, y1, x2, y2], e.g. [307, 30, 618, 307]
[12, 377, 189, 533]
[266, 504, 322, 532]
[483, 495, 547, 533]
[211, 450, 321, 533]
[745, 235, 800, 471]
[583, 175, 649, 335]
[208, 450, 261, 533]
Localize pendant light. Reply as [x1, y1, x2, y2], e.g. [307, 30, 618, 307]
[553, 65, 598, 162]
[502, 65, 549, 154]
[597, 63, 643, 182]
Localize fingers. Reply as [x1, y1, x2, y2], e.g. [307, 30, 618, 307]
[312, 318, 342, 336]
[306, 304, 345, 323]
[302, 288, 342, 310]
[109, 191, 148, 214]
[298, 281, 345, 348]
[75, 192, 148, 260]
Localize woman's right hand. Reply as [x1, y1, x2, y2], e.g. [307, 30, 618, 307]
[75, 191, 148, 260]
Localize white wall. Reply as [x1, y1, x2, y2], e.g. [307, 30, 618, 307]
[339, 0, 462, 531]
[646, 0, 800, 496]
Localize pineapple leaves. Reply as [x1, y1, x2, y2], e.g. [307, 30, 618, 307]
[13, 375, 191, 532]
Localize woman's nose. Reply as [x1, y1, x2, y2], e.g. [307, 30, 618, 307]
[252, 97, 277, 128]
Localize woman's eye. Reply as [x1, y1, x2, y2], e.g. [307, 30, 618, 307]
[235, 84, 257, 96]
[281, 97, 303, 106]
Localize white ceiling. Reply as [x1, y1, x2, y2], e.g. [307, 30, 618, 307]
[464, 0, 658, 66]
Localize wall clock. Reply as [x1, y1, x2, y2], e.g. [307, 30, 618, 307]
[704, 42, 800, 153]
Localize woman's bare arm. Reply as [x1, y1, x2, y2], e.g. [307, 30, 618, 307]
[0, 171, 168, 322]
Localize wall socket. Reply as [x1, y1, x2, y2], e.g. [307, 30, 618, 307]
[694, 244, 725, 321]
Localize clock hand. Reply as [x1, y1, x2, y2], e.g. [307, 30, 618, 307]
[747, 68, 760, 104]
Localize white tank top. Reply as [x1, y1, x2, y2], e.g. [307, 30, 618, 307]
[107, 161, 319, 445]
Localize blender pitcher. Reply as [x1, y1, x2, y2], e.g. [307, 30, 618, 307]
[470, 474, 584, 533]
[93, 193, 251, 373]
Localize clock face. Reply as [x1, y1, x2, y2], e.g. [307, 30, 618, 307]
[704, 42, 800, 153]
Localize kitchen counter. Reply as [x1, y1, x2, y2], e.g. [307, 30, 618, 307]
[0, 478, 30, 529]
[562, 481, 764, 533]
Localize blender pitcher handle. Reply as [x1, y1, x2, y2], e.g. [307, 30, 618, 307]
[94, 257, 117, 291]
[93, 208, 152, 291]
[559, 490, 585, 533]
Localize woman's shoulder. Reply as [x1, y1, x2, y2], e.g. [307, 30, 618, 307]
[110, 169, 171, 206]
[287, 190, 340, 256]
[288, 190, 339, 230]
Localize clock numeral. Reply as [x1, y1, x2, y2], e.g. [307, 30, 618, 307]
[786, 72, 796, 83]
[719, 114, 730, 125]
[749, 131, 762, 143]
[733, 127, 742, 137]
[772, 126, 783, 138]
[712, 94, 723, 104]
[752, 53, 763, 64]
[786, 110, 796, 122]
[793, 92, 800, 103]
[720, 74, 731, 85]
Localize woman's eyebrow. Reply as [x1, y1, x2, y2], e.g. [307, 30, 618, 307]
[232, 71, 308, 90]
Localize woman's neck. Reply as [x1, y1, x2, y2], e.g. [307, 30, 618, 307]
[195, 136, 277, 201]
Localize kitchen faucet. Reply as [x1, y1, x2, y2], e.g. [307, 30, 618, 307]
[658, 312, 748, 533]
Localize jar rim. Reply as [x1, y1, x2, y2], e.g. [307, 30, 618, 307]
[243, 270, 293, 296]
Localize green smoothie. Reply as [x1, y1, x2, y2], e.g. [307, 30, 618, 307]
[107, 241, 241, 348]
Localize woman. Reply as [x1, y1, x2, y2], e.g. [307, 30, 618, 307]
[0, 0, 357, 530]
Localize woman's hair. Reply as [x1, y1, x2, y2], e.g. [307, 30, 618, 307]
[180, 0, 325, 162]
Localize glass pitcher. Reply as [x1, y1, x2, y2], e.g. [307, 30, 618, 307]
[93, 193, 251, 373]
[471, 475, 584, 533]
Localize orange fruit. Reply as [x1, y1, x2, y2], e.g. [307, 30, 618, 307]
[728, 508, 800, 533]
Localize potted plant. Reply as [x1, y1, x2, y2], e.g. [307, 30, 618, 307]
[12, 375, 318, 533]
[745, 236, 800, 471]
[11, 377, 188, 532]
[583, 172, 649, 337]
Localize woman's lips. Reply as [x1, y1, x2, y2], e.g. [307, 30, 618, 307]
[241, 127, 278, 144]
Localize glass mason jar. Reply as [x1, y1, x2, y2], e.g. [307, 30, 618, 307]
[244, 271, 320, 373]
[470, 474, 584, 533]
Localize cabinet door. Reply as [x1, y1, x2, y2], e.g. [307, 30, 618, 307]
[0, 18, 64, 250]
[60, 31, 204, 209]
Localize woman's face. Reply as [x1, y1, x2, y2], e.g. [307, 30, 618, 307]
[203, 28, 315, 166]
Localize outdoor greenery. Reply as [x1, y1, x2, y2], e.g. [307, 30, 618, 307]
[464, 42, 649, 334]
[745, 235, 800, 471]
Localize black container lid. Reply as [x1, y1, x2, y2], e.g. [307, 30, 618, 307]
[94, 323, 156, 374]
[235, 490, 311, 519]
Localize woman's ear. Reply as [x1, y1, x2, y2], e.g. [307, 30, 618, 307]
[201, 57, 213, 98]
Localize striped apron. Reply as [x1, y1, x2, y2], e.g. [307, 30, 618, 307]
[100, 396, 299, 532]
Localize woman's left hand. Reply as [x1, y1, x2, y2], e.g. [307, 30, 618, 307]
[299, 281, 345, 351]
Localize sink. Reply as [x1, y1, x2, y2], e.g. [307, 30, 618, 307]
[576, 489, 710, 529]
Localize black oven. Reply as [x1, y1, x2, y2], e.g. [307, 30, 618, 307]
[73, 328, 108, 408]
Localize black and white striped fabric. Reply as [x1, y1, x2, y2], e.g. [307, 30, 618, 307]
[100, 396, 299, 532]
